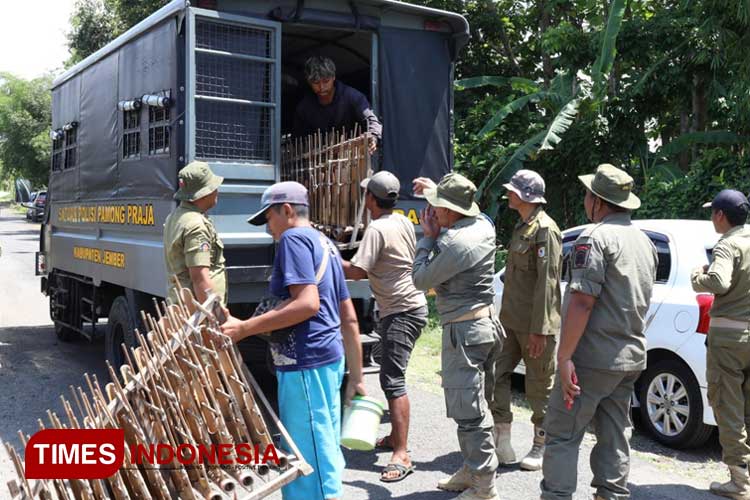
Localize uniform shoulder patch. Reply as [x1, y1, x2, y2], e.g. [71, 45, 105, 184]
[199, 242, 210, 252]
[427, 244, 441, 264]
[537, 246, 546, 258]
[573, 244, 591, 269]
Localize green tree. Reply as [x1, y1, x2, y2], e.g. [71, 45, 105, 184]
[66, 0, 119, 65]
[67, 0, 169, 64]
[0, 74, 53, 187]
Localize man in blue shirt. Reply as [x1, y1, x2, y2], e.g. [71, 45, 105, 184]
[222, 181, 366, 500]
[293, 56, 382, 154]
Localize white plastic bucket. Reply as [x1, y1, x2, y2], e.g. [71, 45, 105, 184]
[341, 395, 385, 451]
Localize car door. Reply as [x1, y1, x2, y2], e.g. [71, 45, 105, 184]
[641, 230, 673, 334]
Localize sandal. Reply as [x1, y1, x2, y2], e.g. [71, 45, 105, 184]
[380, 462, 415, 483]
[375, 435, 394, 450]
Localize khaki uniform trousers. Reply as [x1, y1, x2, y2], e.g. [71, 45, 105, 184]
[491, 327, 557, 426]
[441, 316, 503, 474]
[540, 366, 639, 500]
[707, 324, 750, 467]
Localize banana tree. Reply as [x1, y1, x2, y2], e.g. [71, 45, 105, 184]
[458, 0, 628, 218]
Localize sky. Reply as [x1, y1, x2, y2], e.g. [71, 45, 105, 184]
[0, 0, 78, 80]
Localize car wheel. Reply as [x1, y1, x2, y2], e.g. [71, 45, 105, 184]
[106, 296, 139, 373]
[638, 360, 713, 448]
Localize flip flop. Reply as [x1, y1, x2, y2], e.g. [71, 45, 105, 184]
[380, 462, 415, 483]
[375, 436, 394, 450]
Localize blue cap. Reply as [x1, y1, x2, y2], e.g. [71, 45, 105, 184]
[702, 189, 750, 213]
[247, 181, 309, 225]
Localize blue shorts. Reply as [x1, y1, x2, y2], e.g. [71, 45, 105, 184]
[278, 357, 345, 500]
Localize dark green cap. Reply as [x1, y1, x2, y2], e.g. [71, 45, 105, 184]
[424, 172, 480, 217]
[578, 164, 640, 210]
[174, 161, 223, 202]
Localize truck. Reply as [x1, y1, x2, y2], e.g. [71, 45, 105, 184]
[34, 0, 468, 381]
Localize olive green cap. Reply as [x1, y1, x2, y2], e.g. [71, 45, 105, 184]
[578, 163, 641, 210]
[424, 172, 480, 217]
[174, 161, 223, 201]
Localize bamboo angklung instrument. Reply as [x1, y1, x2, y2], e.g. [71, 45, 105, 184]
[280, 128, 372, 245]
[5, 284, 311, 500]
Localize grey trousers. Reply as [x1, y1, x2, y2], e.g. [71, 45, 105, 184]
[441, 317, 502, 474]
[540, 365, 640, 500]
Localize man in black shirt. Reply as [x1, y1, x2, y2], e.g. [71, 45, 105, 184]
[293, 56, 382, 154]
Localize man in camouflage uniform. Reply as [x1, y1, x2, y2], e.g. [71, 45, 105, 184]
[691, 189, 750, 500]
[163, 161, 227, 306]
[412, 172, 502, 500]
[491, 170, 562, 471]
[540, 164, 657, 500]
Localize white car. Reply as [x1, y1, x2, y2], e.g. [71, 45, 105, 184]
[494, 219, 722, 448]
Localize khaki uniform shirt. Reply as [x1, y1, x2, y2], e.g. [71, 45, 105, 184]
[500, 206, 562, 336]
[350, 213, 426, 318]
[412, 215, 496, 324]
[163, 202, 227, 304]
[564, 212, 657, 371]
[691, 225, 750, 322]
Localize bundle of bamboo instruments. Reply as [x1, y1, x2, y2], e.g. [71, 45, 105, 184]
[281, 127, 372, 246]
[5, 285, 311, 500]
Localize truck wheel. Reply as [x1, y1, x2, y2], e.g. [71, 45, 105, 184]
[106, 296, 138, 371]
[638, 360, 714, 448]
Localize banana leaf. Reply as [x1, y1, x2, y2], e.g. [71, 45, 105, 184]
[478, 91, 551, 136]
[659, 131, 748, 157]
[592, 0, 627, 99]
[454, 76, 540, 92]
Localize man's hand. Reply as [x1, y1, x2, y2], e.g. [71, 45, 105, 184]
[412, 177, 436, 196]
[527, 333, 547, 359]
[344, 377, 367, 406]
[220, 314, 248, 344]
[420, 206, 440, 239]
[368, 136, 377, 154]
[692, 264, 709, 276]
[559, 359, 580, 409]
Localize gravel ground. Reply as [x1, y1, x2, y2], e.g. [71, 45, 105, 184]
[0, 207, 728, 499]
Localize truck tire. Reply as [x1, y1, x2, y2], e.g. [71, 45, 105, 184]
[106, 296, 138, 372]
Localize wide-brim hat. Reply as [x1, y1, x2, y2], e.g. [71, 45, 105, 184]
[174, 161, 223, 202]
[578, 163, 640, 210]
[424, 173, 480, 217]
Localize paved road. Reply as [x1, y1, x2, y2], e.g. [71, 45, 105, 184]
[0, 207, 723, 499]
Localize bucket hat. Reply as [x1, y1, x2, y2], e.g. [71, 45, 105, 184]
[578, 164, 640, 210]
